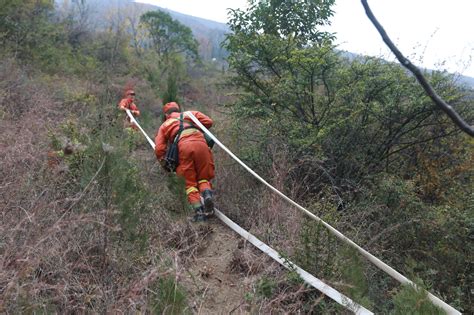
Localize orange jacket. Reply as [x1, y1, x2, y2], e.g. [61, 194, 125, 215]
[118, 97, 140, 117]
[155, 111, 213, 160]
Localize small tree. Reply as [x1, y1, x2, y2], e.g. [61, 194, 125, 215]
[0, 0, 54, 58]
[161, 74, 179, 104]
[140, 10, 198, 62]
[224, 0, 336, 125]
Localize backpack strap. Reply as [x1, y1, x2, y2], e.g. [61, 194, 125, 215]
[185, 121, 215, 149]
[172, 113, 185, 144]
[171, 114, 213, 148]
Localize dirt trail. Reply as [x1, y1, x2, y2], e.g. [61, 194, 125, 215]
[184, 218, 251, 314]
[130, 130, 270, 314]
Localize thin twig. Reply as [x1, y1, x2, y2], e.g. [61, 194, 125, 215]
[361, 0, 474, 136]
[34, 157, 107, 248]
[56, 157, 107, 224]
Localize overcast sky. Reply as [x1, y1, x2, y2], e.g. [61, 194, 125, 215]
[135, 0, 474, 77]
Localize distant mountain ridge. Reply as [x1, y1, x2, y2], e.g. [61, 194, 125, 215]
[340, 51, 474, 90]
[131, 2, 230, 60]
[153, 5, 474, 89]
[458, 75, 474, 89]
[56, 0, 474, 88]
[154, 6, 229, 32]
[153, 5, 230, 61]
[56, 0, 229, 61]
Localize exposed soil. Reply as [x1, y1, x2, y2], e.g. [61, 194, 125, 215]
[183, 217, 270, 314]
[129, 120, 275, 314]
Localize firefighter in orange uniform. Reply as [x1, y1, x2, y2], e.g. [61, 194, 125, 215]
[155, 102, 215, 222]
[118, 89, 140, 130]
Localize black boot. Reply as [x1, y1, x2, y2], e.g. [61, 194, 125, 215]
[201, 189, 214, 215]
[191, 206, 207, 222]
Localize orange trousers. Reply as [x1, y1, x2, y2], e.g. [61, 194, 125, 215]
[176, 134, 215, 208]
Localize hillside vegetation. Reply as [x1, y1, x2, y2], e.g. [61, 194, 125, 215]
[1, 0, 472, 314]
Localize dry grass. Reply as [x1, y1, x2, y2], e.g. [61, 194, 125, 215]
[228, 240, 266, 276]
[0, 59, 347, 313]
[163, 222, 214, 261]
[0, 60, 193, 312]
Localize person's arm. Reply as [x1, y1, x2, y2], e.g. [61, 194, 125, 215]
[130, 103, 140, 116]
[190, 111, 213, 129]
[118, 98, 129, 111]
[154, 126, 168, 161]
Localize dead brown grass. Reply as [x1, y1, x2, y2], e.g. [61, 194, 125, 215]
[228, 240, 266, 276]
[0, 60, 197, 313]
[0, 58, 348, 313]
[163, 222, 214, 260]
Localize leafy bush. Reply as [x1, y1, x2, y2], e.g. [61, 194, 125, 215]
[392, 283, 444, 315]
[256, 276, 277, 298]
[224, 1, 472, 313]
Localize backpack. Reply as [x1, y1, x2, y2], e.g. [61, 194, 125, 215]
[163, 113, 215, 172]
[204, 132, 215, 149]
[164, 113, 184, 172]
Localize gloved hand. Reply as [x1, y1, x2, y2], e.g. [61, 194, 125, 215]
[132, 110, 140, 116]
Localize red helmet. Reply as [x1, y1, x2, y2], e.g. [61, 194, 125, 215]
[163, 102, 180, 114]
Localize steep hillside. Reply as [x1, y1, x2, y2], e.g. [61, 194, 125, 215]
[154, 7, 229, 61]
[3, 1, 472, 313]
[56, 0, 229, 61]
[56, 0, 474, 87]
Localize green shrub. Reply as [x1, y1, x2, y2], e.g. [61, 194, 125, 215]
[149, 276, 188, 315]
[340, 247, 372, 309]
[392, 283, 445, 315]
[256, 276, 277, 298]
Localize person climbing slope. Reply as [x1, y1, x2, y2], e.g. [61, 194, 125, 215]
[154, 101, 215, 222]
[118, 89, 140, 131]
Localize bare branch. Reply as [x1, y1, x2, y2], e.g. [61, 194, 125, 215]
[361, 0, 474, 137]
